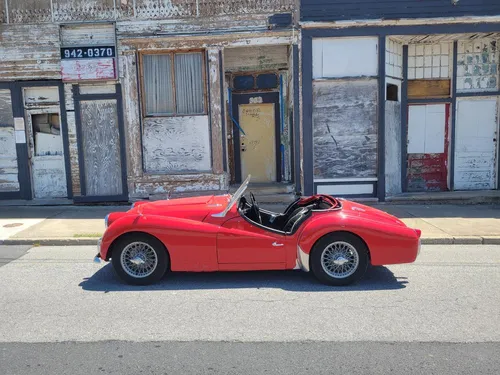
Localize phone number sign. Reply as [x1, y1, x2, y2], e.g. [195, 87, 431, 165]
[60, 46, 117, 82]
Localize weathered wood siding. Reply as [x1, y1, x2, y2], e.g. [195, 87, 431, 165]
[312, 79, 378, 179]
[385, 100, 401, 195]
[208, 48, 224, 174]
[142, 116, 212, 173]
[80, 99, 123, 196]
[0, 24, 61, 81]
[301, 0, 500, 22]
[454, 98, 498, 190]
[1, 0, 293, 23]
[0, 89, 19, 192]
[224, 45, 288, 72]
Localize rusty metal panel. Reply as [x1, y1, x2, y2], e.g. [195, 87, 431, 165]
[80, 99, 123, 196]
[224, 45, 288, 72]
[312, 79, 378, 179]
[142, 116, 211, 173]
[0, 24, 61, 81]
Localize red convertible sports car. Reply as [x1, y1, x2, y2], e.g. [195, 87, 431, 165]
[94, 175, 421, 286]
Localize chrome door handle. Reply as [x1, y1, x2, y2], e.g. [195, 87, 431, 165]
[272, 242, 284, 247]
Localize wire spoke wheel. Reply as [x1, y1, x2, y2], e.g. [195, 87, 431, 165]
[320, 241, 359, 279]
[120, 241, 158, 278]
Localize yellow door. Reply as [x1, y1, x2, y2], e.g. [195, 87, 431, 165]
[238, 103, 276, 183]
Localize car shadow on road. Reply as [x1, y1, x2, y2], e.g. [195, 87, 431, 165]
[79, 264, 408, 292]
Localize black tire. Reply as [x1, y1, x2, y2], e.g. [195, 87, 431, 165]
[111, 233, 169, 286]
[310, 232, 369, 286]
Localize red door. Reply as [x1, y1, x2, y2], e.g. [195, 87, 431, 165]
[407, 104, 450, 192]
[217, 216, 289, 271]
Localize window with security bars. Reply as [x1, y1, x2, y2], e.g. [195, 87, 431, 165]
[142, 52, 206, 116]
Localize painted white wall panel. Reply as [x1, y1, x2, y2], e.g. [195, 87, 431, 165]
[313, 37, 378, 79]
[407, 106, 426, 153]
[454, 98, 497, 190]
[408, 104, 446, 154]
[424, 105, 446, 154]
[316, 183, 374, 196]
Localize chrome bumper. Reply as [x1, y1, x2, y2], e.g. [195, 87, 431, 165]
[93, 238, 102, 263]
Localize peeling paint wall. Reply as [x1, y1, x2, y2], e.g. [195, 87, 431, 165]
[0, 90, 19, 192]
[454, 98, 498, 190]
[142, 116, 212, 173]
[312, 79, 378, 179]
[0, 24, 61, 81]
[457, 39, 499, 93]
[385, 100, 401, 195]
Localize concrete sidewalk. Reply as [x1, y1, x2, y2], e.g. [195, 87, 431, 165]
[0, 202, 499, 245]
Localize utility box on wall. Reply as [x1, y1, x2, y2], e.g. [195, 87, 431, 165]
[60, 23, 117, 82]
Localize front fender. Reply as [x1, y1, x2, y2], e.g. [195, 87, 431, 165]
[297, 213, 420, 266]
[100, 214, 219, 271]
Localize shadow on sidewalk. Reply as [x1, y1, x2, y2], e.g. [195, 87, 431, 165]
[79, 264, 408, 293]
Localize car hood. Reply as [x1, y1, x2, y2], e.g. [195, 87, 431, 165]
[132, 195, 231, 221]
[340, 200, 407, 227]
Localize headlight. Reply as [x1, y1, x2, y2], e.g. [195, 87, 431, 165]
[104, 214, 110, 228]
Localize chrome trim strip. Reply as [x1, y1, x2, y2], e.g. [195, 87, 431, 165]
[297, 245, 310, 272]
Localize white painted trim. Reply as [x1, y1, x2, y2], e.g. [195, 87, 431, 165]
[314, 177, 378, 182]
[317, 184, 374, 196]
[300, 16, 500, 29]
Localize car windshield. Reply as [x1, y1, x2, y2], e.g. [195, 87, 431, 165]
[212, 174, 251, 217]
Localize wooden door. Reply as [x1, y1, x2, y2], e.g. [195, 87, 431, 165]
[454, 98, 497, 190]
[25, 110, 67, 198]
[407, 104, 449, 192]
[232, 93, 281, 183]
[74, 85, 127, 201]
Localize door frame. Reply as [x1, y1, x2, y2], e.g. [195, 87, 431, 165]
[231, 92, 282, 184]
[73, 84, 128, 203]
[0, 81, 72, 201]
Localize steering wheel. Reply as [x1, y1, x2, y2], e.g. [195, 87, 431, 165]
[249, 192, 262, 224]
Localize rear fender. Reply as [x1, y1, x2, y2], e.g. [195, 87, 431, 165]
[297, 214, 420, 266]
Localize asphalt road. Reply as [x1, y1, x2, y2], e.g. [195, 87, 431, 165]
[0, 244, 499, 374]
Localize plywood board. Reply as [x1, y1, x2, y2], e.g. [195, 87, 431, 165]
[312, 79, 378, 179]
[142, 116, 211, 173]
[80, 99, 123, 196]
[32, 156, 67, 198]
[454, 98, 497, 190]
[224, 45, 288, 72]
[407, 79, 451, 99]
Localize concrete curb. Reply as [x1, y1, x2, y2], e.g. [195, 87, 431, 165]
[2, 236, 500, 246]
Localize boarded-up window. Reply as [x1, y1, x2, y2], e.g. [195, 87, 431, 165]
[142, 52, 205, 116]
[312, 37, 378, 79]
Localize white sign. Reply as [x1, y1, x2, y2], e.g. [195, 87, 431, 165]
[14, 117, 25, 131]
[15, 130, 26, 143]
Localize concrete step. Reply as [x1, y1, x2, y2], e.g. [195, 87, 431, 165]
[230, 183, 295, 195]
[385, 190, 500, 205]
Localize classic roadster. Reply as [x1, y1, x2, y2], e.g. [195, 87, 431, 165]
[94, 175, 421, 286]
